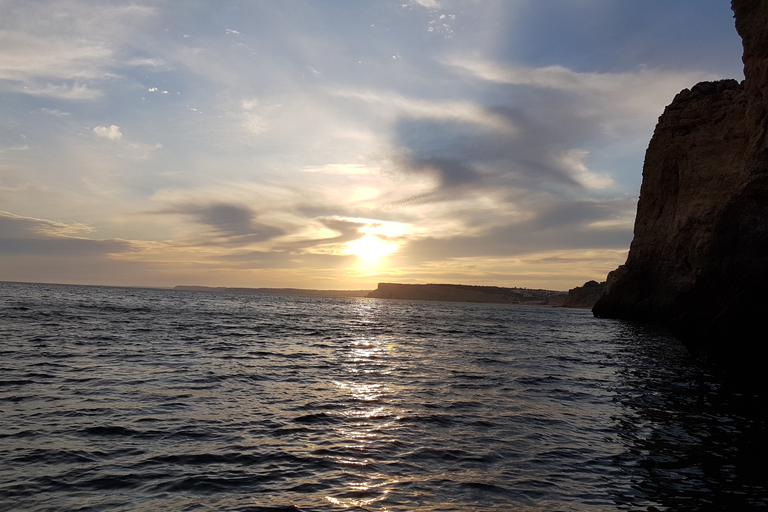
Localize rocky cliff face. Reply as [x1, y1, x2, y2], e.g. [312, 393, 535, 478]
[562, 280, 605, 309]
[593, 0, 768, 384]
[593, 79, 750, 320]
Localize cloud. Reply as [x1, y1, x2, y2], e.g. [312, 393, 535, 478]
[13, 82, 102, 100]
[215, 250, 297, 269]
[337, 89, 513, 131]
[126, 57, 165, 67]
[0, 211, 91, 237]
[40, 108, 70, 117]
[387, 107, 588, 203]
[444, 59, 716, 133]
[162, 203, 286, 247]
[0, 3, 155, 99]
[0, 140, 29, 153]
[310, 218, 365, 244]
[557, 149, 613, 189]
[0, 32, 112, 83]
[0, 1, 740, 290]
[275, 217, 366, 251]
[447, 60, 704, 95]
[216, 250, 359, 270]
[394, 154, 481, 189]
[0, 211, 133, 256]
[532, 199, 630, 230]
[196, 204, 265, 236]
[379, 60, 681, 214]
[93, 125, 123, 140]
[397, 197, 635, 264]
[301, 164, 375, 175]
[129, 142, 163, 160]
[412, 0, 441, 9]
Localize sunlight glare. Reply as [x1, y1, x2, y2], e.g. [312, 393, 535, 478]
[344, 235, 397, 261]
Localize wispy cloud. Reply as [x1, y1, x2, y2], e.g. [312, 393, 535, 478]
[395, 197, 635, 263]
[125, 57, 166, 68]
[8, 82, 103, 100]
[157, 202, 287, 247]
[0, 32, 112, 83]
[445, 59, 717, 132]
[40, 108, 70, 117]
[412, 0, 441, 8]
[0, 3, 155, 99]
[336, 89, 515, 131]
[0, 211, 133, 256]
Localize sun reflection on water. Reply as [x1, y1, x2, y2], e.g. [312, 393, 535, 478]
[324, 301, 402, 509]
[324, 470, 399, 509]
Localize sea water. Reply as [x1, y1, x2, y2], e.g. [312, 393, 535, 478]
[1, 281, 766, 511]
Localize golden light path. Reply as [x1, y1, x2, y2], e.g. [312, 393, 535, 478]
[325, 301, 402, 509]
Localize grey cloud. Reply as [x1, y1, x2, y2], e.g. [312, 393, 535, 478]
[315, 218, 365, 244]
[212, 217, 368, 267]
[533, 200, 625, 229]
[0, 237, 131, 256]
[390, 105, 584, 202]
[196, 204, 259, 236]
[215, 250, 294, 269]
[296, 201, 420, 226]
[402, 222, 631, 263]
[396, 197, 635, 263]
[169, 203, 285, 246]
[0, 211, 133, 256]
[295, 252, 359, 268]
[0, 3, 155, 100]
[0, 212, 60, 238]
[274, 218, 365, 251]
[218, 250, 357, 270]
[395, 155, 481, 188]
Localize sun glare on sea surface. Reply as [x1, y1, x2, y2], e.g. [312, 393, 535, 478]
[344, 235, 397, 261]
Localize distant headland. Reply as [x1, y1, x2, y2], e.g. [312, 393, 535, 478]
[367, 282, 570, 306]
[173, 282, 609, 308]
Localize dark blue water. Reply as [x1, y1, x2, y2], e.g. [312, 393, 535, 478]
[1, 281, 766, 511]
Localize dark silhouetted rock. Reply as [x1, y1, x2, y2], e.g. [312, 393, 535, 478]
[593, 0, 768, 386]
[562, 280, 605, 309]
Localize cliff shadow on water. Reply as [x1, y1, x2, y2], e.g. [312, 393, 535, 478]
[593, 0, 768, 389]
[609, 321, 768, 511]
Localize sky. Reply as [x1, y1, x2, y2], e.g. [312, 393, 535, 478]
[0, 0, 744, 291]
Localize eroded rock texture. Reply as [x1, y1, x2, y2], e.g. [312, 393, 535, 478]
[593, 0, 768, 383]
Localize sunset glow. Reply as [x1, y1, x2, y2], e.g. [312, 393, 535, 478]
[0, 1, 742, 290]
[345, 235, 398, 262]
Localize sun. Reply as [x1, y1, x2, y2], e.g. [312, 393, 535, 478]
[344, 235, 397, 261]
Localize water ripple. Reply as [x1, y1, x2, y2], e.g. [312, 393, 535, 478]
[1, 281, 767, 511]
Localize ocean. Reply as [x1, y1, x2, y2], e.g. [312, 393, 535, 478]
[1, 281, 767, 511]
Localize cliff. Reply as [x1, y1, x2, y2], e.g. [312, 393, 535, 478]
[562, 280, 605, 309]
[368, 283, 567, 306]
[593, 0, 768, 384]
